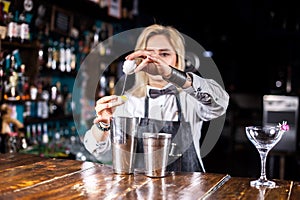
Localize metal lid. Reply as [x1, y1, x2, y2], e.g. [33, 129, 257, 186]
[143, 133, 172, 139]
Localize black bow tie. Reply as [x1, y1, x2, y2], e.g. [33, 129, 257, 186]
[148, 85, 178, 98]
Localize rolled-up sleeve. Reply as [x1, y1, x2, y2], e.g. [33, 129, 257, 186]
[183, 72, 229, 120]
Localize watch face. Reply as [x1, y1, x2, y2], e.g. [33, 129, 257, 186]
[24, 0, 33, 12]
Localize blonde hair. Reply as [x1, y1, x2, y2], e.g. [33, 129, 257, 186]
[129, 24, 186, 97]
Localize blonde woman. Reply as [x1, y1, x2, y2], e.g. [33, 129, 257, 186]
[84, 24, 229, 172]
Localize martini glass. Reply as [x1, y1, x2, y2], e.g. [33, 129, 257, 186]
[245, 126, 286, 188]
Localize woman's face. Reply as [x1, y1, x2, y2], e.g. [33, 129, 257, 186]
[146, 34, 177, 86]
[146, 34, 177, 66]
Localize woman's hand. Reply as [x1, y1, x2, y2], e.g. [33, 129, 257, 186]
[93, 95, 125, 124]
[125, 50, 172, 78]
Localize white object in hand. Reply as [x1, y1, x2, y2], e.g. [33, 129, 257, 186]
[122, 60, 136, 75]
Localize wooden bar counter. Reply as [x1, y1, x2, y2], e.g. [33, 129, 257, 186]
[0, 153, 299, 200]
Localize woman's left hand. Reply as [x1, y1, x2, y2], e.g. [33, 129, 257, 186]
[125, 50, 172, 78]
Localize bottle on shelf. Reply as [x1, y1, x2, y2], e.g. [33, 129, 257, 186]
[41, 123, 49, 154]
[0, 61, 4, 103]
[6, 12, 18, 42]
[35, 80, 49, 119]
[31, 124, 38, 145]
[48, 81, 64, 116]
[70, 39, 77, 71]
[51, 40, 59, 70]
[3, 54, 21, 101]
[18, 12, 30, 43]
[65, 37, 72, 72]
[37, 123, 42, 145]
[59, 37, 66, 72]
[46, 39, 53, 69]
[21, 74, 30, 100]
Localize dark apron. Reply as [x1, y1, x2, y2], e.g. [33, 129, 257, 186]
[135, 93, 203, 172]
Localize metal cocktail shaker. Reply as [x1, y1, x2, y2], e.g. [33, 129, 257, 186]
[143, 133, 172, 177]
[111, 117, 140, 174]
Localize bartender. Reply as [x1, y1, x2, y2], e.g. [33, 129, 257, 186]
[84, 24, 229, 172]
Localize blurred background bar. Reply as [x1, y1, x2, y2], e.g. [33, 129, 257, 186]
[0, 0, 299, 182]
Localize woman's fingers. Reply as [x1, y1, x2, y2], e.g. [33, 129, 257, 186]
[134, 57, 152, 72]
[125, 50, 150, 60]
[95, 99, 124, 113]
[95, 95, 119, 112]
[97, 95, 118, 104]
[94, 95, 126, 124]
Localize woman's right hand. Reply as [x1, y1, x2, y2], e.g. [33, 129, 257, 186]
[93, 95, 125, 124]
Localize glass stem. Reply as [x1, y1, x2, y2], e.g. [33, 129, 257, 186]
[259, 151, 268, 181]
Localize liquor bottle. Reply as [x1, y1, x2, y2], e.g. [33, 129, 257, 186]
[38, 42, 45, 71]
[12, 50, 24, 98]
[49, 84, 57, 116]
[6, 12, 18, 42]
[70, 39, 77, 71]
[39, 85, 49, 119]
[12, 49, 22, 69]
[0, 62, 4, 103]
[48, 124, 60, 154]
[53, 124, 61, 153]
[59, 37, 66, 72]
[51, 40, 59, 70]
[47, 123, 54, 143]
[23, 100, 31, 118]
[92, 20, 101, 48]
[37, 123, 42, 145]
[19, 12, 29, 43]
[31, 124, 38, 145]
[36, 80, 43, 118]
[4, 55, 21, 101]
[21, 73, 30, 100]
[65, 37, 72, 72]
[64, 92, 72, 115]
[46, 39, 53, 69]
[39, 123, 49, 155]
[42, 123, 49, 147]
[55, 81, 64, 114]
[25, 125, 31, 146]
[49, 81, 64, 116]
[20, 0, 33, 43]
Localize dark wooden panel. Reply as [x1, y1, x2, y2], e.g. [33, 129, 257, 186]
[0, 155, 95, 194]
[1, 163, 230, 199]
[205, 176, 293, 200]
[125, 172, 231, 199]
[0, 153, 230, 200]
[2, 153, 300, 200]
[0, 153, 48, 170]
[1, 162, 108, 199]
